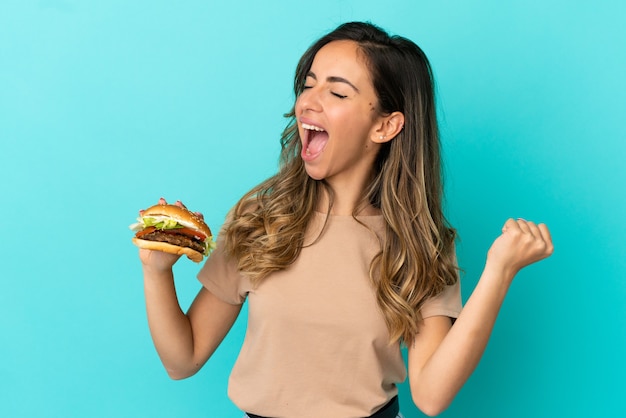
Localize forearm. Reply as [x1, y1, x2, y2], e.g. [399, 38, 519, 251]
[410, 266, 513, 413]
[143, 268, 197, 379]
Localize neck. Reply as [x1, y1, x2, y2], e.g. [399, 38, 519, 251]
[316, 177, 380, 216]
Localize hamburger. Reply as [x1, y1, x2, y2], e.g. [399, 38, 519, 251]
[130, 203, 215, 262]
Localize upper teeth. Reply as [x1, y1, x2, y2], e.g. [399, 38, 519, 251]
[302, 123, 325, 132]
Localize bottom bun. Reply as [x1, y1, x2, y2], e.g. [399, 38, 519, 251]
[132, 237, 204, 263]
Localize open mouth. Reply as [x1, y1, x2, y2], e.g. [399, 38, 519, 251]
[302, 122, 329, 159]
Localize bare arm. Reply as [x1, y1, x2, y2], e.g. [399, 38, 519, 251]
[407, 218, 554, 416]
[141, 248, 242, 380]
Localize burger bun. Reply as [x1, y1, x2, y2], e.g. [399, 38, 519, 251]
[141, 204, 212, 237]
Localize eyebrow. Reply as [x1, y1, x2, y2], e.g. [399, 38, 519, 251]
[306, 71, 360, 93]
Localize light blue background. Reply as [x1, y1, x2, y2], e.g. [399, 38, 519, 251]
[1, 1, 624, 417]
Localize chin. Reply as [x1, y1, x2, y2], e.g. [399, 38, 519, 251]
[303, 165, 326, 181]
[305, 171, 325, 181]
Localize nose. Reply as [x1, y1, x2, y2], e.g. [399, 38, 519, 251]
[296, 86, 322, 114]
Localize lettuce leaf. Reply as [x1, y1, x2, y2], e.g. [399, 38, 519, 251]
[142, 217, 183, 230]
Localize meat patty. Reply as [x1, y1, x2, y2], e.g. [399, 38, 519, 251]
[141, 230, 205, 254]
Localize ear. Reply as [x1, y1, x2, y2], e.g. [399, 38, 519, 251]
[371, 111, 405, 144]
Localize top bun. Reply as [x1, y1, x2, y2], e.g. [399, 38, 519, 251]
[141, 204, 212, 237]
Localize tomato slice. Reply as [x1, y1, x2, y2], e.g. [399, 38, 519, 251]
[135, 226, 156, 238]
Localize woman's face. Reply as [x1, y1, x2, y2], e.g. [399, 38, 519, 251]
[295, 40, 385, 187]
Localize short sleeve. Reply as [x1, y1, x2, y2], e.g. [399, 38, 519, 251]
[419, 279, 462, 319]
[197, 226, 251, 305]
[419, 249, 463, 319]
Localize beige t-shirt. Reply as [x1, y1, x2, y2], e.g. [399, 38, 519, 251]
[198, 212, 462, 418]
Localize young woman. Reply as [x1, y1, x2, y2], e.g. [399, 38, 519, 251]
[138, 22, 553, 418]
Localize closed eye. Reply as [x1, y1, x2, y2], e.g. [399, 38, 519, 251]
[332, 92, 347, 99]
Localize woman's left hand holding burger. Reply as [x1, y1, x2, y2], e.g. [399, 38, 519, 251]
[135, 197, 209, 271]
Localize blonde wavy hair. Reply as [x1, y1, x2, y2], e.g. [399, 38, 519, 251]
[224, 22, 458, 344]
